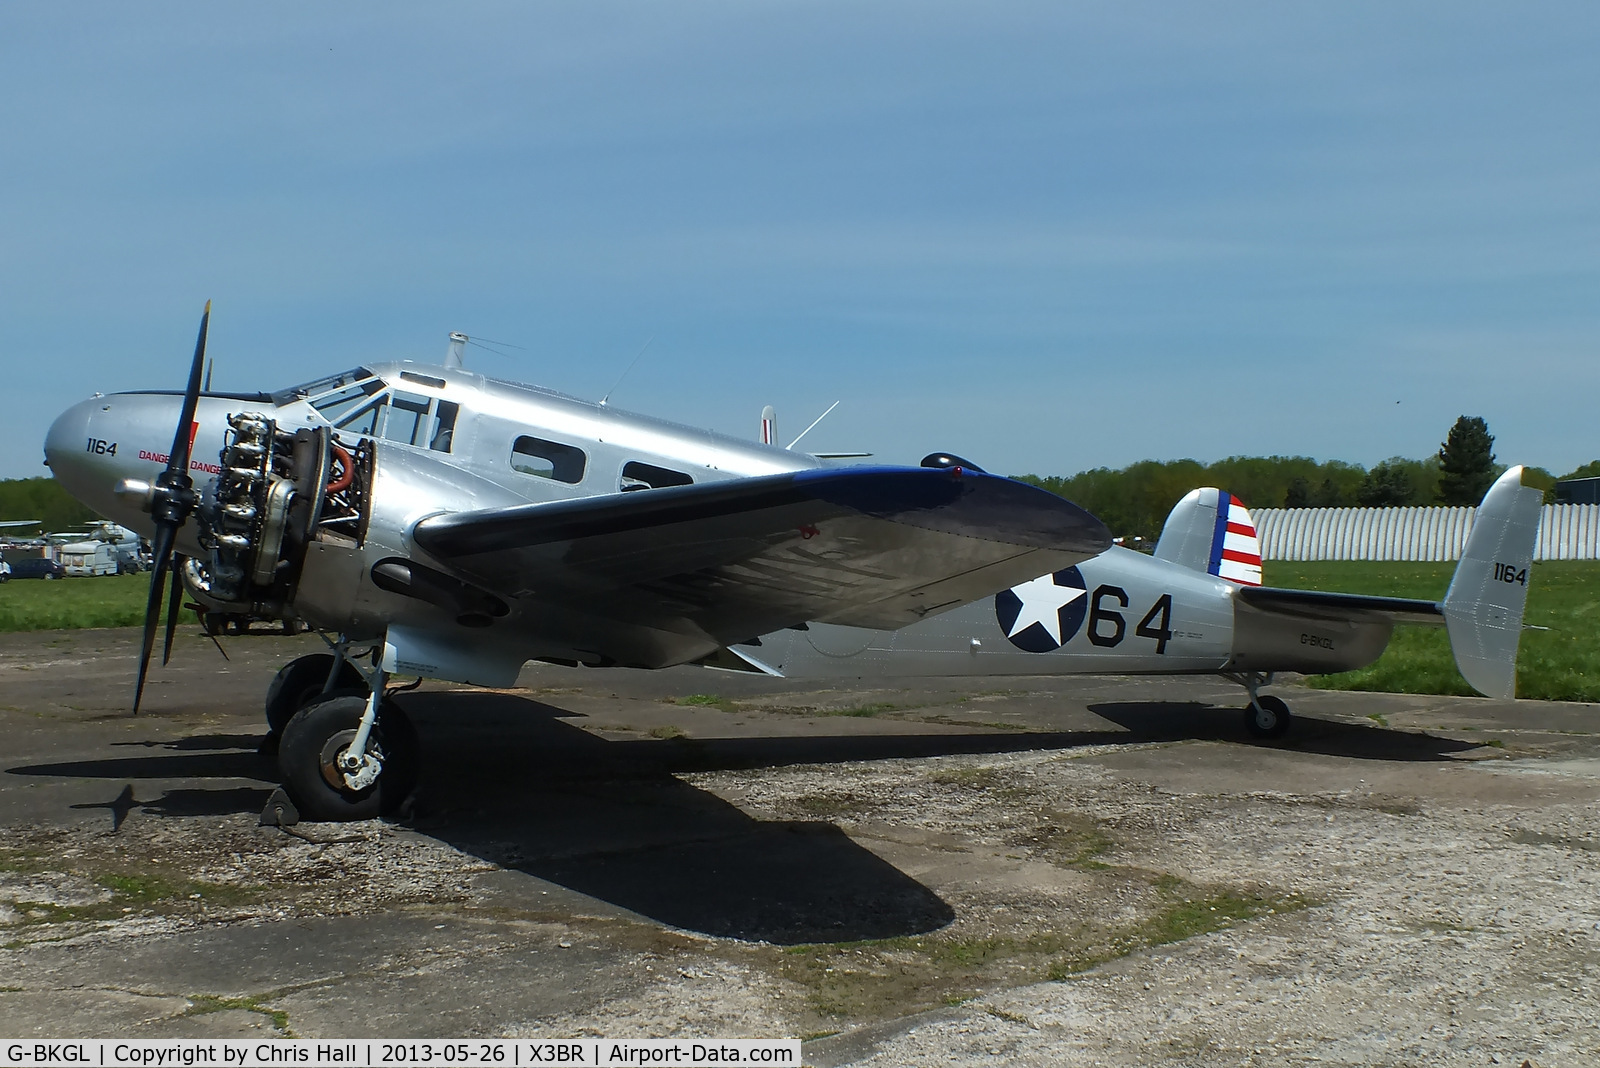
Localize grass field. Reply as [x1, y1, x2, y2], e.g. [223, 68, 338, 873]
[3, 563, 1597, 702]
[1265, 560, 1600, 703]
[0, 573, 163, 632]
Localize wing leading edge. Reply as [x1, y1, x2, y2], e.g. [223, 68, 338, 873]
[411, 466, 1112, 667]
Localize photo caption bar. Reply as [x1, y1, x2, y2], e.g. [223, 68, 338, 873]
[1, 1041, 800, 1068]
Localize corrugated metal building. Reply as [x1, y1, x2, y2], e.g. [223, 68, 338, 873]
[1252, 504, 1600, 562]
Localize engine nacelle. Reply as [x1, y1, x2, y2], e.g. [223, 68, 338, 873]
[289, 435, 528, 643]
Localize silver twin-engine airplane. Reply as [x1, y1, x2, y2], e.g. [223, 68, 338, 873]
[43, 306, 1544, 821]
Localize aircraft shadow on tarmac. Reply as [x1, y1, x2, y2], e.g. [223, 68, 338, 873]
[1086, 702, 1487, 761]
[8, 689, 1483, 943]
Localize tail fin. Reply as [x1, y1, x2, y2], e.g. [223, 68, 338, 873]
[1154, 488, 1263, 586]
[1442, 466, 1544, 699]
[760, 405, 776, 445]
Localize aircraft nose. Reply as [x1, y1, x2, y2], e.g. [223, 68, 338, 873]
[45, 398, 99, 499]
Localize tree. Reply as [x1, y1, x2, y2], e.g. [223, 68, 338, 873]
[1519, 466, 1557, 504]
[1357, 460, 1417, 507]
[1437, 416, 1496, 505]
[0, 477, 101, 531]
[1311, 478, 1343, 507]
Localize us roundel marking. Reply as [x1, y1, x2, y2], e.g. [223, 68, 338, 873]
[994, 566, 1089, 652]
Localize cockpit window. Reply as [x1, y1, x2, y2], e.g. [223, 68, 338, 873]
[309, 379, 386, 425]
[380, 391, 433, 447]
[271, 367, 377, 408]
[324, 389, 460, 453]
[333, 396, 384, 436]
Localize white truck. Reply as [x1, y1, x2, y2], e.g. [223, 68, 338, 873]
[60, 540, 118, 577]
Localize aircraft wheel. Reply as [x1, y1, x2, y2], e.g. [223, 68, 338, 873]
[265, 653, 366, 735]
[278, 693, 418, 821]
[1244, 694, 1291, 740]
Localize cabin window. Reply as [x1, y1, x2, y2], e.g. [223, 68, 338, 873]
[511, 435, 586, 483]
[620, 461, 693, 491]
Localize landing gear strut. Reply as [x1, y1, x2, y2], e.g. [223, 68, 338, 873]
[1221, 671, 1292, 740]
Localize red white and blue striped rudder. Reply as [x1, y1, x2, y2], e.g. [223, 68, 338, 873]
[1213, 492, 1263, 586]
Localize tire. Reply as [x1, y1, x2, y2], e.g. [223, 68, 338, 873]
[1244, 694, 1291, 740]
[278, 693, 419, 821]
[281, 618, 302, 636]
[43, 572, 57, 581]
[264, 653, 366, 734]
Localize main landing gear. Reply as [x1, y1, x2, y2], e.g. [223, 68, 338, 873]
[264, 638, 419, 821]
[1221, 671, 1292, 740]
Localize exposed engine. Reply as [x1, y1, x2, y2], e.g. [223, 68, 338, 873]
[183, 414, 369, 622]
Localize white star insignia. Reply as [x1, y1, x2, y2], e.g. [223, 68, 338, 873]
[1006, 573, 1086, 645]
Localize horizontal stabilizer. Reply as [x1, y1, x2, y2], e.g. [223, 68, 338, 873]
[1236, 586, 1444, 626]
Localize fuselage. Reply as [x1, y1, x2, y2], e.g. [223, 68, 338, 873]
[43, 360, 1394, 683]
[44, 361, 823, 559]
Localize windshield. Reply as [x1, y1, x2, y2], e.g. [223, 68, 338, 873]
[270, 367, 377, 407]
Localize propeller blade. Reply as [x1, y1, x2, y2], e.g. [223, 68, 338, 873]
[167, 300, 211, 478]
[161, 553, 187, 666]
[133, 302, 214, 715]
[133, 524, 176, 715]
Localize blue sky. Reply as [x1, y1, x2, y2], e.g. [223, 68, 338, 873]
[3, 3, 1597, 482]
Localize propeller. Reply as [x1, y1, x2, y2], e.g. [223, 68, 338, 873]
[161, 552, 187, 666]
[131, 302, 211, 714]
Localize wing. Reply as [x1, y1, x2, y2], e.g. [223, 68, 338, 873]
[412, 466, 1111, 667]
[1237, 586, 1444, 626]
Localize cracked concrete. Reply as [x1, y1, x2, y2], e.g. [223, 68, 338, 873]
[1, 627, 1597, 1065]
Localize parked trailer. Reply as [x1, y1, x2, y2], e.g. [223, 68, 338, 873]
[60, 540, 118, 576]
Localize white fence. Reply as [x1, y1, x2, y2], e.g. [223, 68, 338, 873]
[1252, 504, 1600, 562]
